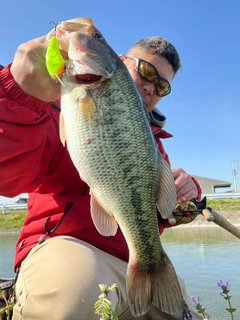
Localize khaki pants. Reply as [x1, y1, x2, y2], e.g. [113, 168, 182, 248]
[13, 236, 210, 320]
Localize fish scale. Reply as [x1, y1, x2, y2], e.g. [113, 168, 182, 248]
[52, 17, 184, 317]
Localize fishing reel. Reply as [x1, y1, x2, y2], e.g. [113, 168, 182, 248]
[169, 197, 213, 225]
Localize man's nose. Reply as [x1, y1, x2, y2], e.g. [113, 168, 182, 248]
[143, 81, 155, 95]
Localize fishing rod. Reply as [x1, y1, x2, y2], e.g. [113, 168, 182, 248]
[170, 197, 240, 239]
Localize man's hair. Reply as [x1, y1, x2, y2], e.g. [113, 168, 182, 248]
[127, 36, 181, 75]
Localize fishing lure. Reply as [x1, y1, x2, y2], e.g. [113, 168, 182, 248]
[46, 25, 66, 82]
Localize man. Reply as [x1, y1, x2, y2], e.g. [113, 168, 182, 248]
[119, 38, 200, 204]
[0, 27, 206, 319]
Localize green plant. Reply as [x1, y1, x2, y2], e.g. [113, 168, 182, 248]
[192, 281, 237, 320]
[94, 283, 118, 320]
[0, 284, 15, 320]
[192, 296, 209, 319]
[217, 281, 236, 320]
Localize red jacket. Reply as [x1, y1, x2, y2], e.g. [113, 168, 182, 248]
[0, 64, 201, 272]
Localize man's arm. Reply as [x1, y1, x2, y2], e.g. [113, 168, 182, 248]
[0, 37, 61, 197]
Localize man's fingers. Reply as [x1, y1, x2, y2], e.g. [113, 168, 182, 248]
[177, 188, 198, 203]
[27, 35, 47, 44]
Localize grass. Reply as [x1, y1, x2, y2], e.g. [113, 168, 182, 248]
[206, 198, 240, 211]
[0, 209, 26, 232]
[0, 198, 239, 232]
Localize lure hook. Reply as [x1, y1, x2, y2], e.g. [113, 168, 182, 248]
[49, 21, 60, 35]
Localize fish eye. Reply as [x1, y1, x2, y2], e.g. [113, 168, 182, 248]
[92, 32, 102, 39]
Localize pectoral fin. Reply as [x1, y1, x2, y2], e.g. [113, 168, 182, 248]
[90, 189, 118, 236]
[59, 113, 67, 146]
[156, 156, 177, 219]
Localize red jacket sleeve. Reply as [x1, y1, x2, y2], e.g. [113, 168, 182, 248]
[0, 64, 59, 197]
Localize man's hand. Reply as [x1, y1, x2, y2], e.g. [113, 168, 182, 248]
[10, 36, 66, 102]
[172, 168, 198, 203]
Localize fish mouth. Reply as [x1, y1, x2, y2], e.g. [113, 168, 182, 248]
[75, 74, 102, 84]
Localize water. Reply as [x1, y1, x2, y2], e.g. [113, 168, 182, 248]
[0, 228, 239, 319]
[161, 227, 240, 319]
[0, 233, 17, 278]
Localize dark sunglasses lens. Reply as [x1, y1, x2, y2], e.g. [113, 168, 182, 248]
[135, 58, 171, 97]
[156, 80, 171, 97]
[138, 61, 158, 82]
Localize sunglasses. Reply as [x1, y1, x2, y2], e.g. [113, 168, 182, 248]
[126, 56, 171, 97]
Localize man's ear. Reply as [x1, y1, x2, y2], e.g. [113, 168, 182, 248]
[119, 54, 126, 62]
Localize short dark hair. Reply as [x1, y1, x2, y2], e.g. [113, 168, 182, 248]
[127, 36, 181, 74]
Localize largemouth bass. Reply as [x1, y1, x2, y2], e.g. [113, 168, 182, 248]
[46, 18, 184, 317]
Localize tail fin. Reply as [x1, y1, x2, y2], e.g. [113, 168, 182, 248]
[127, 253, 184, 317]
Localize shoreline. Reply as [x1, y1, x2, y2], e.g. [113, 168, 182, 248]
[1, 211, 239, 235]
[0, 230, 20, 235]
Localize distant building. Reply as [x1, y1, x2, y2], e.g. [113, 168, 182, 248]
[16, 197, 27, 204]
[192, 175, 231, 194]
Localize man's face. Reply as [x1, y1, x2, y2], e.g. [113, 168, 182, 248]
[119, 51, 175, 112]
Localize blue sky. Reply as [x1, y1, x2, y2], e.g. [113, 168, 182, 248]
[1, 0, 240, 203]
